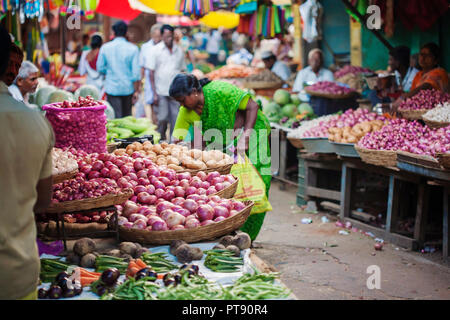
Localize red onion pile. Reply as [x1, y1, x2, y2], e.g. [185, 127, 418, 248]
[45, 96, 107, 154]
[307, 81, 355, 95]
[35, 210, 112, 224]
[358, 119, 450, 156]
[52, 176, 120, 203]
[118, 196, 247, 231]
[302, 108, 386, 138]
[334, 65, 372, 79]
[398, 89, 450, 111]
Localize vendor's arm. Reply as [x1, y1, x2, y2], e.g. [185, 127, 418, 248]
[149, 70, 158, 106]
[96, 47, 107, 75]
[292, 70, 305, 93]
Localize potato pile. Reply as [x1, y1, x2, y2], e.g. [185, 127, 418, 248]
[113, 142, 234, 171]
[328, 120, 385, 144]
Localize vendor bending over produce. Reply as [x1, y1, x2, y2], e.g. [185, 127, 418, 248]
[168, 73, 272, 241]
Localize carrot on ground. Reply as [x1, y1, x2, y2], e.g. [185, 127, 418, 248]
[80, 276, 98, 287]
[135, 259, 147, 269]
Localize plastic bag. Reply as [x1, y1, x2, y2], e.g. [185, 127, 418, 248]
[230, 155, 272, 215]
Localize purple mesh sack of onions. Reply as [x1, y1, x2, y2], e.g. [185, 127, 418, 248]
[43, 99, 108, 154]
[358, 119, 450, 156]
[398, 89, 450, 111]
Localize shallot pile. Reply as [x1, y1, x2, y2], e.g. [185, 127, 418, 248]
[287, 114, 339, 139]
[398, 89, 450, 111]
[52, 148, 78, 175]
[334, 65, 372, 79]
[52, 177, 121, 203]
[358, 119, 450, 156]
[300, 108, 385, 138]
[306, 81, 355, 95]
[45, 96, 108, 154]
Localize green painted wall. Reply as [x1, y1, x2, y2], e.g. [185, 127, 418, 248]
[361, 10, 450, 71]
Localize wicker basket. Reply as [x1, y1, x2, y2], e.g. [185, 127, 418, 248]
[436, 153, 450, 170]
[107, 142, 121, 153]
[212, 176, 239, 199]
[288, 137, 304, 149]
[242, 80, 283, 90]
[52, 169, 78, 184]
[181, 163, 233, 176]
[118, 200, 254, 245]
[399, 109, 429, 120]
[423, 118, 450, 129]
[45, 188, 133, 214]
[37, 220, 109, 239]
[354, 145, 397, 167]
[304, 87, 358, 100]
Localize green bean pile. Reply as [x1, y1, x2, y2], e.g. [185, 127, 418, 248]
[204, 249, 244, 273]
[157, 273, 223, 300]
[140, 252, 178, 273]
[101, 277, 161, 300]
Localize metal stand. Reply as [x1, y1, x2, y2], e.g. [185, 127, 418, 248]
[54, 206, 120, 251]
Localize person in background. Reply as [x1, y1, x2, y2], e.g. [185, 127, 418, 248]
[2, 42, 24, 87]
[81, 34, 90, 51]
[175, 28, 196, 73]
[227, 34, 253, 66]
[206, 28, 223, 66]
[389, 46, 417, 92]
[148, 24, 187, 141]
[9, 60, 39, 107]
[408, 43, 448, 95]
[97, 21, 140, 118]
[78, 34, 104, 92]
[139, 24, 162, 121]
[260, 50, 291, 82]
[292, 48, 334, 101]
[275, 34, 293, 64]
[169, 74, 272, 241]
[0, 26, 54, 300]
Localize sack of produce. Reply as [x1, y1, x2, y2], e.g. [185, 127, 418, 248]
[43, 96, 108, 154]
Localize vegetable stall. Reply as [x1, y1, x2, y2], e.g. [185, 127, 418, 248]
[287, 89, 450, 259]
[36, 95, 292, 300]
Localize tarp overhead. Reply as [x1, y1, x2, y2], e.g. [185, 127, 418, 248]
[137, 0, 182, 16]
[96, 0, 141, 21]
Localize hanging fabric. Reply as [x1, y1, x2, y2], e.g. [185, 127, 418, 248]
[299, 0, 323, 43]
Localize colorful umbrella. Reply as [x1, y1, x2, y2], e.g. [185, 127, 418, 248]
[96, 0, 141, 21]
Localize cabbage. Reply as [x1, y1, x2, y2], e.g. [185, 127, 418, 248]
[74, 84, 100, 101]
[35, 86, 57, 107]
[290, 94, 301, 106]
[263, 102, 282, 123]
[273, 89, 291, 105]
[298, 103, 314, 115]
[46, 90, 74, 104]
[281, 104, 298, 118]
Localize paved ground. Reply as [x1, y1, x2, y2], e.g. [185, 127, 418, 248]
[252, 181, 450, 300]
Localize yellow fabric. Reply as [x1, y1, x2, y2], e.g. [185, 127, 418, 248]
[19, 290, 38, 300]
[138, 0, 181, 15]
[0, 82, 54, 300]
[173, 95, 250, 141]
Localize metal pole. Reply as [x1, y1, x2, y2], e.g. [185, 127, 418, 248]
[341, 0, 394, 52]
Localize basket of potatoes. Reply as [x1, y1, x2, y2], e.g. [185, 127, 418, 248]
[328, 120, 385, 158]
[113, 142, 235, 175]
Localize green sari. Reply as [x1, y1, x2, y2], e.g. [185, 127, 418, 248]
[201, 81, 272, 240]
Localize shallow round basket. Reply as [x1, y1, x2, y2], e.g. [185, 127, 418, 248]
[181, 163, 233, 176]
[436, 153, 450, 170]
[288, 137, 304, 149]
[45, 188, 133, 214]
[212, 176, 239, 199]
[423, 118, 450, 129]
[37, 221, 109, 239]
[242, 80, 283, 90]
[354, 145, 397, 167]
[399, 109, 429, 120]
[305, 88, 358, 100]
[52, 169, 78, 184]
[118, 200, 254, 245]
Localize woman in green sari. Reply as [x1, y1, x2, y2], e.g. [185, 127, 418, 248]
[169, 73, 272, 241]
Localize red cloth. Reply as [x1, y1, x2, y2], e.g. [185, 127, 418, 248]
[88, 52, 99, 71]
[395, 0, 449, 31]
[95, 0, 141, 21]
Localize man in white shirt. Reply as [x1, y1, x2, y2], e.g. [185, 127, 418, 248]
[9, 60, 39, 107]
[292, 48, 334, 101]
[206, 29, 222, 66]
[139, 23, 162, 121]
[260, 50, 291, 81]
[148, 24, 186, 141]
